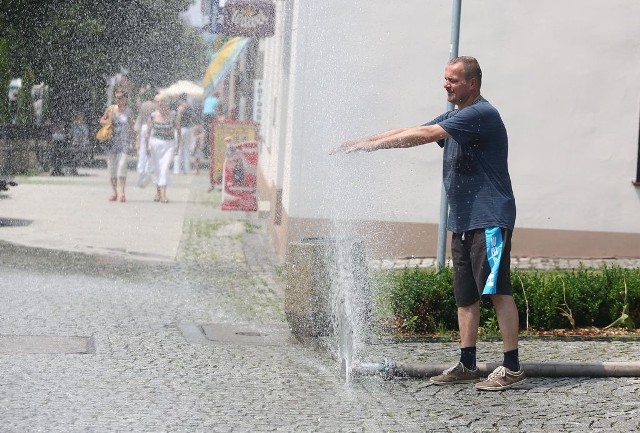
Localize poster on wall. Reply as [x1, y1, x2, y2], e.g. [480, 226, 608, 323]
[210, 120, 257, 185]
[221, 139, 259, 211]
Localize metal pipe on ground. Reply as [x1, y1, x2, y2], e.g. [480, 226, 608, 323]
[351, 359, 640, 379]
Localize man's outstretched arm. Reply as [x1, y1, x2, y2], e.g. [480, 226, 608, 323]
[332, 124, 450, 154]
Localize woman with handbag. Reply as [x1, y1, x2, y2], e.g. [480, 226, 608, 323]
[99, 88, 134, 202]
[144, 94, 181, 203]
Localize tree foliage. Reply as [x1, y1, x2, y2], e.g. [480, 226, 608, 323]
[15, 64, 34, 124]
[0, 0, 206, 123]
[0, 38, 10, 123]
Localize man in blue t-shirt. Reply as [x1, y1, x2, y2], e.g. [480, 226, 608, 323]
[334, 56, 524, 391]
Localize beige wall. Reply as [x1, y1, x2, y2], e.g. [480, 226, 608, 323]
[285, 218, 640, 260]
[259, 168, 640, 260]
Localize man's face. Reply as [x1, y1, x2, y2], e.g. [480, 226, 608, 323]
[443, 63, 473, 107]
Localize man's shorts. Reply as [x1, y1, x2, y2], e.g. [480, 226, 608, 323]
[451, 227, 513, 307]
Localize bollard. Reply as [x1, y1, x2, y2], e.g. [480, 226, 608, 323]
[284, 237, 371, 338]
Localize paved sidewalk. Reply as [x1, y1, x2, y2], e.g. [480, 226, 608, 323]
[0, 168, 199, 261]
[1, 166, 639, 432]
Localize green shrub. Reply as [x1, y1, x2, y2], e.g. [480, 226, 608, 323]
[385, 266, 456, 333]
[382, 265, 640, 333]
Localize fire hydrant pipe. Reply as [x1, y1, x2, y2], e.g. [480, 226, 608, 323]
[352, 360, 640, 379]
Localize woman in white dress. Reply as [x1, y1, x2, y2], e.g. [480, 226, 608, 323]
[144, 94, 181, 203]
[134, 96, 156, 186]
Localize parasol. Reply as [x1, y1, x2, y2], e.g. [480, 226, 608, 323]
[158, 80, 204, 98]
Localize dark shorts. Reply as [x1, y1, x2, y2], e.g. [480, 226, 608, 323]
[451, 227, 513, 307]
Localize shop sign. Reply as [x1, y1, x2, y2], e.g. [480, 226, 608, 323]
[252, 79, 264, 125]
[223, 0, 275, 37]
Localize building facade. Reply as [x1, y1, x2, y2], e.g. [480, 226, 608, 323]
[257, 0, 640, 260]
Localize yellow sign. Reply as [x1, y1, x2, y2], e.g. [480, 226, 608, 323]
[209, 120, 257, 185]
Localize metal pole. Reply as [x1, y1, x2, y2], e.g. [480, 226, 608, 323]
[436, 0, 462, 271]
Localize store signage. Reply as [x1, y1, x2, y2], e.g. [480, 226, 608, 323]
[223, 0, 275, 37]
[210, 120, 257, 185]
[252, 79, 264, 125]
[221, 140, 259, 211]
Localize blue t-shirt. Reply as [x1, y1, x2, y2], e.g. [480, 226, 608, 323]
[426, 97, 516, 233]
[203, 96, 219, 116]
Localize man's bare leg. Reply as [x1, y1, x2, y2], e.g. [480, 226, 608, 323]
[458, 300, 480, 348]
[491, 294, 519, 352]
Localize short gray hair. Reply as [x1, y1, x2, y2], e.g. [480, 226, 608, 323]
[448, 56, 482, 88]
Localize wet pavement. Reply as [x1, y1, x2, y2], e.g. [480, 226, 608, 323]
[0, 166, 639, 432]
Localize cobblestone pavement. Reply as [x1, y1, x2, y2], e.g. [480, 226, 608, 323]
[0, 168, 639, 432]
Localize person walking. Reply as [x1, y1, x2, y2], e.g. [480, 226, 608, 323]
[191, 123, 205, 175]
[202, 90, 221, 157]
[134, 92, 156, 187]
[174, 93, 197, 175]
[49, 121, 67, 177]
[99, 88, 134, 202]
[333, 56, 524, 391]
[70, 112, 91, 174]
[144, 94, 180, 203]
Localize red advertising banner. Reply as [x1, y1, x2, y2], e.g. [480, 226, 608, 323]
[221, 139, 259, 211]
[210, 120, 257, 185]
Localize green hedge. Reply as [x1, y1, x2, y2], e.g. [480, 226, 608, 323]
[377, 265, 640, 333]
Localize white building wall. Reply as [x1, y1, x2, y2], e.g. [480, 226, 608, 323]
[464, 0, 640, 233]
[259, 0, 640, 256]
[259, 1, 286, 189]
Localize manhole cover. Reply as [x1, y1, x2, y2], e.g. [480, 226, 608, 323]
[0, 335, 94, 354]
[235, 331, 266, 337]
[0, 218, 32, 227]
[179, 323, 291, 346]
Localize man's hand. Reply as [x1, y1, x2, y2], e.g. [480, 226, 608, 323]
[330, 125, 449, 155]
[330, 139, 376, 155]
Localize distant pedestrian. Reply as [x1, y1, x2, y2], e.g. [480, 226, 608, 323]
[174, 93, 197, 175]
[70, 113, 91, 174]
[333, 56, 524, 391]
[145, 94, 180, 203]
[202, 91, 220, 127]
[99, 88, 134, 202]
[191, 124, 205, 175]
[134, 92, 156, 187]
[202, 91, 221, 157]
[49, 122, 67, 177]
